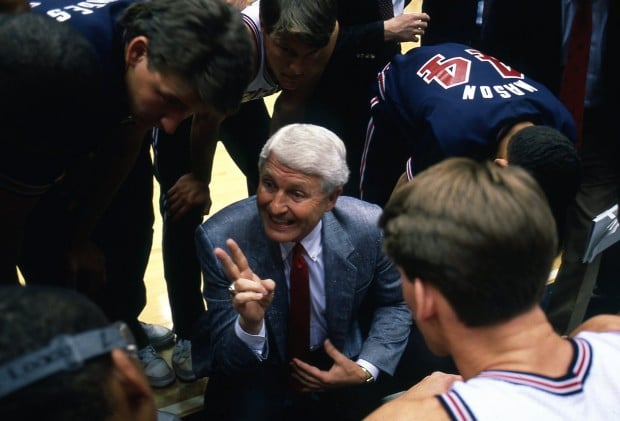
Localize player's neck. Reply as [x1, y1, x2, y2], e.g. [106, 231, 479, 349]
[450, 307, 572, 380]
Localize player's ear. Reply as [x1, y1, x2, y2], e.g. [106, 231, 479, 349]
[109, 349, 157, 419]
[125, 36, 148, 67]
[413, 278, 438, 321]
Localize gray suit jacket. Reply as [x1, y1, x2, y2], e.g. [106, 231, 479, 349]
[192, 196, 411, 379]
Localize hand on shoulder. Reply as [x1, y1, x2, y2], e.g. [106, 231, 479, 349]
[364, 371, 459, 421]
[404, 371, 463, 399]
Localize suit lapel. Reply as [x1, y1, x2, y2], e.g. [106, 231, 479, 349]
[321, 212, 357, 351]
[252, 210, 359, 359]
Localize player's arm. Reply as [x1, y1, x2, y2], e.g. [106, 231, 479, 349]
[190, 111, 226, 190]
[569, 314, 620, 337]
[69, 121, 147, 244]
[364, 371, 459, 421]
[166, 110, 227, 218]
[364, 397, 449, 421]
[59, 121, 147, 289]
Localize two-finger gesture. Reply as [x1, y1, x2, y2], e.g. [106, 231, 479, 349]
[214, 238, 275, 334]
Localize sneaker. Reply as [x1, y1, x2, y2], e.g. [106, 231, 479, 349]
[138, 345, 176, 388]
[172, 339, 196, 382]
[140, 322, 175, 350]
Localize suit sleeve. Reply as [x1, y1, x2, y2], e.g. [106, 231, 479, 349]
[358, 237, 412, 376]
[336, 203, 411, 376]
[337, 20, 385, 54]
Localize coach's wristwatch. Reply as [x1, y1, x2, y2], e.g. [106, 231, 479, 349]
[358, 364, 375, 383]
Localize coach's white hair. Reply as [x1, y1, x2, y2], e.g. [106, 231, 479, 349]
[258, 123, 350, 193]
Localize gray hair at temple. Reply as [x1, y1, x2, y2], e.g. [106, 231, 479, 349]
[258, 123, 350, 193]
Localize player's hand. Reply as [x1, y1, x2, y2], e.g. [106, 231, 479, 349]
[165, 173, 212, 220]
[384, 12, 430, 43]
[401, 371, 462, 399]
[225, 0, 247, 10]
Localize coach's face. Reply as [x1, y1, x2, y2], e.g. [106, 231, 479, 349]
[257, 154, 340, 243]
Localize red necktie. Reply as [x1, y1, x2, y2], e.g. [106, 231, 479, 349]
[559, 0, 592, 148]
[288, 243, 310, 360]
[378, 0, 394, 20]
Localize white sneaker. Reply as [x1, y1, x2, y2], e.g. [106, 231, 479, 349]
[140, 322, 175, 350]
[138, 345, 176, 388]
[172, 339, 196, 382]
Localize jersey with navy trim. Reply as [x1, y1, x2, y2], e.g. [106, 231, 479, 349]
[359, 42, 576, 205]
[240, 0, 279, 102]
[438, 331, 620, 420]
[30, 0, 132, 123]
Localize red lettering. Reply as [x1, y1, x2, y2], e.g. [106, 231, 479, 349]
[465, 48, 523, 79]
[417, 54, 471, 88]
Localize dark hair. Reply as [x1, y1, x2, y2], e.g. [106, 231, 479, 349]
[0, 286, 113, 420]
[0, 0, 30, 12]
[507, 125, 582, 250]
[260, 0, 338, 48]
[0, 12, 103, 190]
[118, 0, 252, 115]
[380, 158, 557, 327]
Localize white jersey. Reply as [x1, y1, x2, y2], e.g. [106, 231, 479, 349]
[439, 331, 620, 420]
[240, 0, 279, 102]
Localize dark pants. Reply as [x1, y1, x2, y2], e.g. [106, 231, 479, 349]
[201, 348, 392, 421]
[546, 109, 620, 334]
[584, 240, 620, 319]
[199, 325, 458, 421]
[153, 120, 205, 340]
[19, 138, 154, 348]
